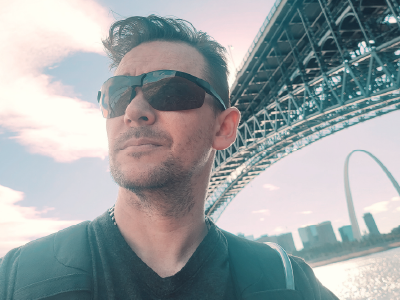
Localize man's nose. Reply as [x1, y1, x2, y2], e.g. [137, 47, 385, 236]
[123, 87, 156, 126]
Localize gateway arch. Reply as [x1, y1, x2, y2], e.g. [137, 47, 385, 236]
[344, 150, 400, 240]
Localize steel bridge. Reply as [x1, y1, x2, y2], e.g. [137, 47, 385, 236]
[205, 0, 400, 221]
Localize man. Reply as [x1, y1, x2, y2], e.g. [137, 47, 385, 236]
[0, 16, 338, 299]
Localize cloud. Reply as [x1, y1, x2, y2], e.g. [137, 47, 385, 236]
[0, 184, 82, 257]
[263, 184, 280, 191]
[260, 218, 265, 221]
[274, 226, 285, 233]
[0, 0, 113, 162]
[252, 209, 270, 215]
[396, 207, 400, 212]
[298, 211, 312, 215]
[364, 201, 390, 214]
[392, 197, 400, 201]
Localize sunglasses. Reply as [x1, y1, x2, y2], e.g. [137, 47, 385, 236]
[97, 70, 226, 119]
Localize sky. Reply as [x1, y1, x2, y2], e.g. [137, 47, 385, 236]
[1, 0, 400, 256]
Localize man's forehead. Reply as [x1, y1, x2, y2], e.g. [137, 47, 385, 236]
[115, 41, 206, 80]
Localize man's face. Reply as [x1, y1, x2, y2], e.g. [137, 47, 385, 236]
[106, 41, 218, 192]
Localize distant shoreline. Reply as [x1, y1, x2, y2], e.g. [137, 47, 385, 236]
[308, 241, 400, 268]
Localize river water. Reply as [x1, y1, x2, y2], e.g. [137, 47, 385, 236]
[314, 247, 400, 299]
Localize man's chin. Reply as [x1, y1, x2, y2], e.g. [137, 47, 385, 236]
[110, 163, 180, 190]
[109, 153, 192, 191]
[111, 171, 165, 191]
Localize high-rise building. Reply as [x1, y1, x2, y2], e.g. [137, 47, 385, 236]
[256, 233, 296, 253]
[316, 221, 337, 245]
[237, 233, 255, 240]
[245, 234, 255, 241]
[256, 234, 278, 244]
[363, 213, 380, 235]
[277, 232, 296, 253]
[338, 225, 355, 242]
[298, 225, 318, 249]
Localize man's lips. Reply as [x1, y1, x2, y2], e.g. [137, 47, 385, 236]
[119, 138, 163, 150]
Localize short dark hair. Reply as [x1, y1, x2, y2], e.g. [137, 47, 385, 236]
[102, 15, 230, 110]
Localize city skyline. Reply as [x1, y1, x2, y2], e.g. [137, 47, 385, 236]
[247, 212, 392, 252]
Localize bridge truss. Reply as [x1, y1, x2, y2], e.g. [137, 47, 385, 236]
[205, 0, 400, 220]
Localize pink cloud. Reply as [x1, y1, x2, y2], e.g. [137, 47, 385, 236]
[252, 209, 270, 215]
[0, 184, 82, 257]
[0, 0, 113, 162]
[364, 201, 390, 214]
[298, 211, 313, 215]
[263, 184, 280, 191]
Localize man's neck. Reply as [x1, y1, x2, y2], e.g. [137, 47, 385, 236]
[113, 188, 208, 278]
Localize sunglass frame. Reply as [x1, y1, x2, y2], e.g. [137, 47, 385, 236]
[97, 70, 226, 118]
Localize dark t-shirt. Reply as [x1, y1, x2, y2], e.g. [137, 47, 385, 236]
[87, 212, 237, 300]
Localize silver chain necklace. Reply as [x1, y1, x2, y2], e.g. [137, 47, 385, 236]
[108, 205, 117, 226]
[108, 205, 212, 229]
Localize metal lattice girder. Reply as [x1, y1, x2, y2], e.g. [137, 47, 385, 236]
[206, 0, 400, 220]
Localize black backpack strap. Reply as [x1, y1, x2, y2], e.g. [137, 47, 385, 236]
[13, 221, 92, 300]
[221, 229, 303, 300]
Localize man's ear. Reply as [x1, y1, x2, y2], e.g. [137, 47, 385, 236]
[213, 107, 241, 150]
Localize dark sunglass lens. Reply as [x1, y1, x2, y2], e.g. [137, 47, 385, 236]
[143, 77, 205, 111]
[107, 87, 136, 118]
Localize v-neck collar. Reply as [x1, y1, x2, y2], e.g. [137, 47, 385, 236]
[91, 211, 225, 298]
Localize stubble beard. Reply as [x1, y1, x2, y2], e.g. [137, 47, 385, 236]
[110, 152, 196, 219]
[109, 121, 214, 219]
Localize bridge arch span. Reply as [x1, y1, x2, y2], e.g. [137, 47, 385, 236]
[344, 150, 400, 240]
[206, 0, 400, 221]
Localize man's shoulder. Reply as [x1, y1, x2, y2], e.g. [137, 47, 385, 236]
[219, 228, 284, 258]
[218, 228, 309, 271]
[218, 228, 289, 292]
[218, 228, 339, 300]
[18, 220, 91, 270]
[0, 221, 92, 299]
[2, 221, 90, 265]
